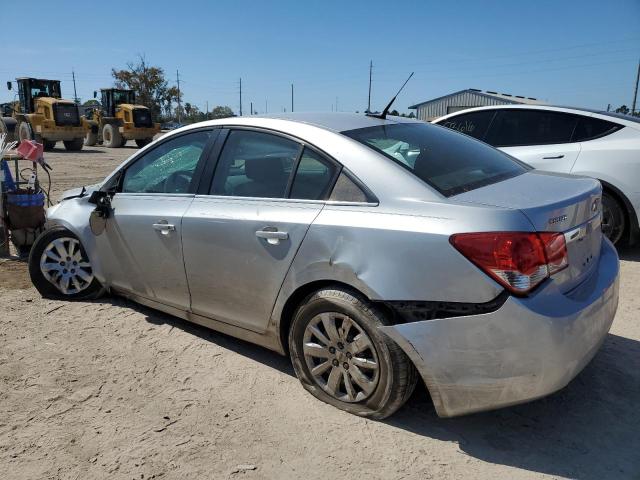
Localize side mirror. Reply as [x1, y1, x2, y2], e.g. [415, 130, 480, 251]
[88, 190, 112, 235]
[7, 81, 12, 91]
[93, 91, 97, 98]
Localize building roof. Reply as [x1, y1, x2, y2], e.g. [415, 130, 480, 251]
[409, 89, 543, 109]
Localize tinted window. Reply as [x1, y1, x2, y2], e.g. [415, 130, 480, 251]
[439, 110, 495, 140]
[343, 123, 527, 197]
[572, 116, 622, 142]
[122, 130, 211, 193]
[290, 148, 337, 200]
[486, 110, 577, 147]
[210, 130, 300, 198]
[329, 172, 369, 203]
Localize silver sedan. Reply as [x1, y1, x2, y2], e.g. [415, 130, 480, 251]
[29, 113, 619, 418]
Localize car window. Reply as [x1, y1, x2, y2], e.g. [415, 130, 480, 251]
[289, 148, 337, 200]
[438, 110, 496, 140]
[329, 172, 370, 202]
[485, 110, 578, 147]
[572, 116, 622, 142]
[343, 123, 528, 197]
[210, 130, 301, 198]
[121, 130, 212, 193]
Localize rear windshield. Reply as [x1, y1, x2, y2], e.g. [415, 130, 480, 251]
[342, 123, 528, 197]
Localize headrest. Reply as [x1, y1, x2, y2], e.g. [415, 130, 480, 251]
[245, 157, 286, 182]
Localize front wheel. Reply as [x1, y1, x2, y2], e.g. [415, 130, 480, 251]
[135, 138, 153, 148]
[63, 138, 84, 151]
[28, 227, 104, 300]
[18, 121, 34, 142]
[102, 123, 122, 148]
[289, 288, 417, 419]
[602, 192, 626, 245]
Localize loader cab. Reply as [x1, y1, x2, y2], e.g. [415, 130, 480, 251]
[100, 88, 136, 117]
[16, 78, 62, 114]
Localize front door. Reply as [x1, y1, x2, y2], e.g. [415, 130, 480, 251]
[182, 129, 339, 332]
[95, 129, 216, 309]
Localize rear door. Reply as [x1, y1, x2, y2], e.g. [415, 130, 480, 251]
[95, 128, 217, 309]
[182, 128, 340, 332]
[485, 109, 581, 172]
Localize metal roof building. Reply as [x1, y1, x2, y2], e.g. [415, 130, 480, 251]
[409, 89, 543, 121]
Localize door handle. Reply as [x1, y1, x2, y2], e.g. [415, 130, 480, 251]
[542, 154, 565, 159]
[256, 228, 288, 245]
[153, 222, 176, 235]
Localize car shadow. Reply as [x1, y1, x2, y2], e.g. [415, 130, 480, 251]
[99, 297, 639, 478]
[111, 297, 295, 377]
[386, 333, 640, 479]
[617, 245, 640, 262]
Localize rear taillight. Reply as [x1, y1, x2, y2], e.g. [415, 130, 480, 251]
[450, 231, 568, 295]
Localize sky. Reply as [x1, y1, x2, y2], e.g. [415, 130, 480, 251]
[0, 0, 638, 115]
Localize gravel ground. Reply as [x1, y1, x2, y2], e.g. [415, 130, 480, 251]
[1, 145, 639, 479]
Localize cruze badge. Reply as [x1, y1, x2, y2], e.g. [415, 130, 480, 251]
[549, 214, 567, 225]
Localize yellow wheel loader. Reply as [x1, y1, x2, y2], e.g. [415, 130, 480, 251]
[84, 89, 159, 148]
[0, 78, 87, 151]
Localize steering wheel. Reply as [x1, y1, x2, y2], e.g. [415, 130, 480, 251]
[164, 171, 192, 193]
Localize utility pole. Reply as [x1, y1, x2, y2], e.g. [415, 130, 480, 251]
[336, 96, 338, 112]
[239, 78, 243, 116]
[206, 101, 209, 116]
[265, 99, 267, 113]
[176, 70, 182, 123]
[250, 102, 253, 115]
[72, 69, 79, 104]
[367, 60, 372, 113]
[632, 57, 640, 115]
[291, 84, 294, 112]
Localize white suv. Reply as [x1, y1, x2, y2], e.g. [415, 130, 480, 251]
[433, 105, 640, 245]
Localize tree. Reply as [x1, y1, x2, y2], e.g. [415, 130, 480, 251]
[83, 99, 100, 107]
[112, 55, 180, 121]
[210, 106, 235, 119]
[616, 105, 630, 115]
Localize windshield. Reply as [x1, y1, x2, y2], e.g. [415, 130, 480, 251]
[343, 123, 529, 197]
[30, 79, 61, 99]
[113, 90, 135, 105]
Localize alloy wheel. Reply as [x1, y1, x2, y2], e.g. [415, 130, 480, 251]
[39, 237, 94, 295]
[303, 312, 380, 403]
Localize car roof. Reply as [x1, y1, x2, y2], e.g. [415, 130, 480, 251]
[174, 112, 422, 135]
[433, 104, 640, 129]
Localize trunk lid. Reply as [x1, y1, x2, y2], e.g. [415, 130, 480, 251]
[453, 170, 603, 292]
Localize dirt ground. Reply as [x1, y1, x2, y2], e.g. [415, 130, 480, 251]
[1, 144, 639, 480]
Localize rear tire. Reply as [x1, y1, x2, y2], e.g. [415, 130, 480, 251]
[43, 139, 56, 151]
[289, 287, 418, 419]
[102, 123, 122, 148]
[63, 138, 84, 151]
[135, 138, 153, 148]
[602, 191, 626, 245]
[28, 227, 104, 300]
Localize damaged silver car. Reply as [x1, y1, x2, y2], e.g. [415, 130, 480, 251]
[29, 113, 619, 418]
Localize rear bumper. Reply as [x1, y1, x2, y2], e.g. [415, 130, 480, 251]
[380, 238, 619, 417]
